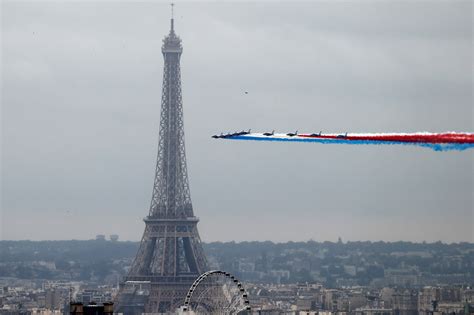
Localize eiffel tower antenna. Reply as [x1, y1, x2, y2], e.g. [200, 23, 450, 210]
[115, 9, 208, 314]
[171, 3, 175, 31]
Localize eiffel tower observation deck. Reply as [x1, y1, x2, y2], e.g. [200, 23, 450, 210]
[115, 7, 208, 314]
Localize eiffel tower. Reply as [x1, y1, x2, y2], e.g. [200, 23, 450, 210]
[115, 8, 208, 314]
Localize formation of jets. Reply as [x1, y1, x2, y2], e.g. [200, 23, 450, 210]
[212, 130, 349, 139]
[210, 130, 474, 151]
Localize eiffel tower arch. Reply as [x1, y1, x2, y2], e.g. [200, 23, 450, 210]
[115, 13, 208, 314]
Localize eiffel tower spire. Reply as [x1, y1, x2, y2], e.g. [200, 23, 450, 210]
[115, 7, 208, 313]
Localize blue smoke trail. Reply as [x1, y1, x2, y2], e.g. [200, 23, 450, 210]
[228, 136, 474, 152]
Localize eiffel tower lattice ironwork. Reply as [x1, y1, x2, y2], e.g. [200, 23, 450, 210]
[115, 13, 208, 314]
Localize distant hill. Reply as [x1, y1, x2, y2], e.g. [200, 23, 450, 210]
[1, 240, 472, 286]
[0, 240, 140, 262]
[1, 239, 473, 262]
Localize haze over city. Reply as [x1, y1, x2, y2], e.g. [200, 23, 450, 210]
[2, 1, 473, 243]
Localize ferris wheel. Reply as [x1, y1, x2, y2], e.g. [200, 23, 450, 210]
[182, 270, 251, 314]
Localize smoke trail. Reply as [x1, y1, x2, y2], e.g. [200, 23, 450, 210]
[212, 132, 474, 152]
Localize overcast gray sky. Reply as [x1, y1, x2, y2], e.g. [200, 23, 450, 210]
[1, 1, 473, 242]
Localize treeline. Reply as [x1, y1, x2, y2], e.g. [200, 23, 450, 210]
[1, 240, 472, 283]
[0, 240, 140, 262]
[204, 240, 474, 259]
[1, 239, 472, 263]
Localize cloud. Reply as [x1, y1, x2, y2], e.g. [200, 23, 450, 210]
[1, 1, 472, 242]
